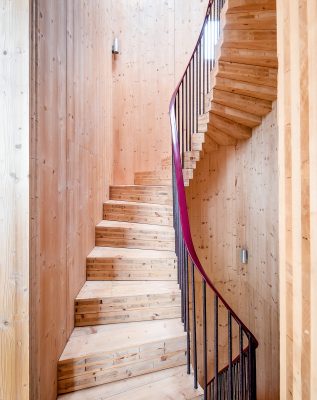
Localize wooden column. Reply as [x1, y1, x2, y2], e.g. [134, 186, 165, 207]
[277, 0, 317, 397]
[0, 1, 30, 399]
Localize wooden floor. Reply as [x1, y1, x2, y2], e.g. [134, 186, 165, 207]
[57, 179, 202, 398]
[57, 367, 203, 400]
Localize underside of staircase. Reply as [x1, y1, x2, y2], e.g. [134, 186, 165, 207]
[57, 180, 203, 399]
[164, 0, 277, 186]
[57, 0, 277, 398]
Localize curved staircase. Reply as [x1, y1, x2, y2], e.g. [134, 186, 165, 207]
[57, 182, 203, 399]
[57, 0, 277, 398]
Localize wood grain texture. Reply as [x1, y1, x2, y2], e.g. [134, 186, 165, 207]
[57, 319, 187, 394]
[57, 366, 203, 400]
[0, 1, 29, 399]
[187, 104, 279, 398]
[112, 0, 209, 184]
[30, 1, 113, 398]
[86, 247, 177, 281]
[74, 281, 181, 326]
[277, 0, 317, 398]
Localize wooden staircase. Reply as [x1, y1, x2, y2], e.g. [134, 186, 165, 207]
[57, 181, 203, 399]
[152, 0, 277, 187]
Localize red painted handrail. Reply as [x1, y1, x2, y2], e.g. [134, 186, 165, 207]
[168, 0, 258, 348]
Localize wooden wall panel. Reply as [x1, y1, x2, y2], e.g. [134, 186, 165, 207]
[187, 104, 279, 399]
[0, 2, 29, 399]
[112, 0, 208, 184]
[30, 1, 113, 398]
[66, 0, 113, 339]
[277, 0, 317, 398]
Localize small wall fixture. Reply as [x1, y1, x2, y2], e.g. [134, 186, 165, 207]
[240, 248, 248, 264]
[112, 37, 119, 54]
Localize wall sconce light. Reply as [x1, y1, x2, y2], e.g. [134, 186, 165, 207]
[240, 248, 248, 264]
[112, 37, 119, 54]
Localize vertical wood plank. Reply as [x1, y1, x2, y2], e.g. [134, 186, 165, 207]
[0, 1, 30, 399]
[277, 0, 317, 397]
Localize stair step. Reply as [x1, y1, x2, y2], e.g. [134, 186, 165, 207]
[218, 60, 277, 87]
[222, 9, 276, 30]
[214, 75, 277, 100]
[57, 366, 203, 399]
[86, 247, 177, 281]
[222, 29, 276, 51]
[57, 319, 187, 394]
[226, 0, 276, 13]
[103, 200, 173, 226]
[110, 185, 172, 205]
[75, 281, 181, 326]
[219, 47, 278, 68]
[182, 168, 193, 181]
[95, 221, 175, 251]
[200, 111, 252, 140]
[134, 171, 171, 186]
[212, 89, 272, 116]
[210, 101, 262, 127]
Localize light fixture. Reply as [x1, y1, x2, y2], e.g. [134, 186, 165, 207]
[112, 37, 119, 54]
[240, 248, 248, 264]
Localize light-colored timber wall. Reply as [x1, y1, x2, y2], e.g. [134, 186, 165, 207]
[277, 0, 317, 398]
[112, 0, 209, 184]
[30, 1, 113, 399]
[187, 103, 279, 399]
[0, 1, 30, 399]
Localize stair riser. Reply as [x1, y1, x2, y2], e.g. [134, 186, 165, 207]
[110, 186, 172, 205]
[103, 204, 173, 227]
[87, 257, 177, 281]
[218, 61, 277, 88]
[75, 308, 181, 326]
[134, 172, 171, 186]
[75, 296, 181, 326]
[57, 337, 187, 394]
[95, 227, 175, 251]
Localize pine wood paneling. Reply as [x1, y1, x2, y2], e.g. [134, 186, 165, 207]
[187, 104, 279, 398]
[0, 2, 29, 399]
[277, 0, 317, 397]
[112, 0, 209, 184]
[30, 1, 113, 398]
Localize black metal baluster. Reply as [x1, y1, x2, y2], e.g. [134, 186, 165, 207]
[228, 311, 233, 400]
[191, 262, 198, 388]
[239, 326, 244, 400]
[198, 42, 201, 115]
[203, 280, 207, 400]
[181, 82, 184, 166]
[185, 250, 190, 373]
[196, 49, 199, 132]
[248, 337, 256, 400]
[214, 295, 219, 399]
[202, 30, 205, 114]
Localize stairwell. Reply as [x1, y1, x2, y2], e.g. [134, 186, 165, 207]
[57, 0, 277, 398]
[57, 181, 203, 399]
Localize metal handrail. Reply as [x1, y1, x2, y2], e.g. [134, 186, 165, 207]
[168, 0, 258, 398]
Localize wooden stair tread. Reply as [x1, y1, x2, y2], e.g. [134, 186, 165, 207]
[110, 185, 172, 206]
[76, 281, 180, 300]
[104, 200, 172, 208]
[59, 318, 185, 361]
[103, 200, 173, 226]
[57, 366, 203, 400]
[86, 247, 177, 281]
[75, 281, 181, 326]
[88, 246, 176, 260]
[97, 220, 175, 231]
